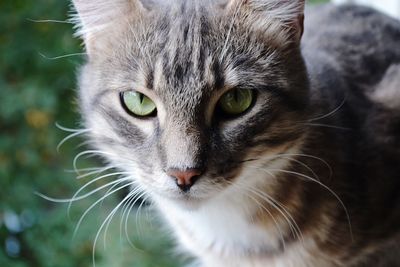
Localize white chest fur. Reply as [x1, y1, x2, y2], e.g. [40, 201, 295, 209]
[156, 195, 329, 267]
[160, 193, 281, 256]
[151, 147, 329, 267]
[153, 186, 330, 267]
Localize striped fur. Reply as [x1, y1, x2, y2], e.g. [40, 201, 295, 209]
[72, 1, 400, 266]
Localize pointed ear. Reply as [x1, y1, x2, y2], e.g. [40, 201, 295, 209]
[71, 0, 146, 55]
[225, 0, 305, 43]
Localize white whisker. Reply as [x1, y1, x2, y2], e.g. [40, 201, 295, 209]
[279, 156, 320, 181]
[27, 18, 73, 24]
[226, 180, 287, 251]
[64, 167, 107, 174]
[56, 123, 88, 133]
[73, 150, 116, 173]
[57, 129, 91, 152]
[35, 175, 127, 205]
[119, 192, 138, 245]
[245, 183, 304, 244]
[307, 97, 346, 122]
[123, 190, 147, 249]
[135, 194, 149, 240]
[67, 174, 131, 216]
[233, 178, 303, 245]
[103, 187, 142, 249]
[92, 190, 137, 267]
[302, 123, 351, 131]
[274, 153, 333, 179]
[73, 182, 136, 239]
[265, 168, 353, 240]
[39, 52, 86, 60]
[76, 166, 115, 180]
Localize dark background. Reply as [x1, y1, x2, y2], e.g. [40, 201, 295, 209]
[0, 0, 327, 266]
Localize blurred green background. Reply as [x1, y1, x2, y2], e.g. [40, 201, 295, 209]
[0, 0, 326, 266]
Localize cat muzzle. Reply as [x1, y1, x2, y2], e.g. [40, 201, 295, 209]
[166, 168, 203, 192]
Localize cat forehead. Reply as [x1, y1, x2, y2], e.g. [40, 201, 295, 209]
[90, 1, 287, 106]
[119, 8, 282, 91]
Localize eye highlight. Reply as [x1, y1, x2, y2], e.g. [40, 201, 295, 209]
[120, 91, 156, 117]
[218, 88, 254, 116]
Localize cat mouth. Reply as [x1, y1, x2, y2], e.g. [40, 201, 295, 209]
[171, 194, 206, 209]
[157, 188, 212, 206]
[169, 191, 205, 201]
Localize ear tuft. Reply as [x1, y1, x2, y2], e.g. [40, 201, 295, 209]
[71, 0, 146, 54]
[224, 0, 305, 43]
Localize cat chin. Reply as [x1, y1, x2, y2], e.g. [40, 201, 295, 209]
[171, 198, 204, 211]
[153, 192, 209, 211]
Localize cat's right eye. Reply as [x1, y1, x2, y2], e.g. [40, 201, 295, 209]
[120, 91, 157, 117]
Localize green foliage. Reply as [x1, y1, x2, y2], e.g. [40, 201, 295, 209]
[0, 0, 328, 266]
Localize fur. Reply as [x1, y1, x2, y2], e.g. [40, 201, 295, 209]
[71, 0, 400, 266]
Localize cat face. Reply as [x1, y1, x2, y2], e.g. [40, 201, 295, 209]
[74, 0, 308, 207]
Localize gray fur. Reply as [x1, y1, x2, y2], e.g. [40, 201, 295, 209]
[72, 1, 400, 266]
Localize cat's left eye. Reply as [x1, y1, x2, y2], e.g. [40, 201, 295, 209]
[218, 88, 254, 116]
[120, 91, 157, 117]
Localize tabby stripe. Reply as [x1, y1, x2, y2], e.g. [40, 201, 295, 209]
[100, 107, 146, 144]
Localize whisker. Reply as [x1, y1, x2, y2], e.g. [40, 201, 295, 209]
[73, 182, 136, 239]
[123, 190, 147, 249]
[35, 175, 127, 205]
[57, 129, 91, 152]
[241, 180, 304, 244]
[104, 187, 142, 249]
[64, 167, 108, 174]
[264, 168, 353, 240]
[226, 180, 287, 251]
[144, 197, 154, 228]
[73, 150, 116, 173]
[135, 194, 149, 240]
[119, 190, 140, 246]
[232, 178, 303, 244]
[76, 140, 93, 149]
[92, 190, 137, 267]
[39, 52, 86, 60]
[302, 123, 351, 131]
[75, 166, 115, 180]
[278, 156, 320, 181]
[67, 174, 131, 216]
[27, 18, 74, 24]
[307, 97, 346, 122]
[56, 123, 88, 133]
[98, 175, 134, 209]
[274, 153, 333, 179]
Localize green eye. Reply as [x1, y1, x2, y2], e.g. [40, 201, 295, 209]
[121, 91, 156, 117]
[218, 88, 254, 116]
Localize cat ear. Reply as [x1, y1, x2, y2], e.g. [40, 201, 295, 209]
[224, 0, 305, 43]
[71, 0, 146, 55]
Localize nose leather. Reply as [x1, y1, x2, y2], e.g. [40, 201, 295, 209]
[167, 168, 202, 192]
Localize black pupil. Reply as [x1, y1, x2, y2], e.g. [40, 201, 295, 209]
[233, 90, 239, 103]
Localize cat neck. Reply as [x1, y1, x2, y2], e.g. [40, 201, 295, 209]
[153, 179, 334, 267]
[151, 147, 337, 266]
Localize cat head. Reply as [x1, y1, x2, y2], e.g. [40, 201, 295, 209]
[72, 0, 309, 208]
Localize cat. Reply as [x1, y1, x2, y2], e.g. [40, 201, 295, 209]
[332, 0, 400, 20]
[71, 0, 400, 266]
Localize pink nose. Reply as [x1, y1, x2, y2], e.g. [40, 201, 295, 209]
[167, 168, 202, 192]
